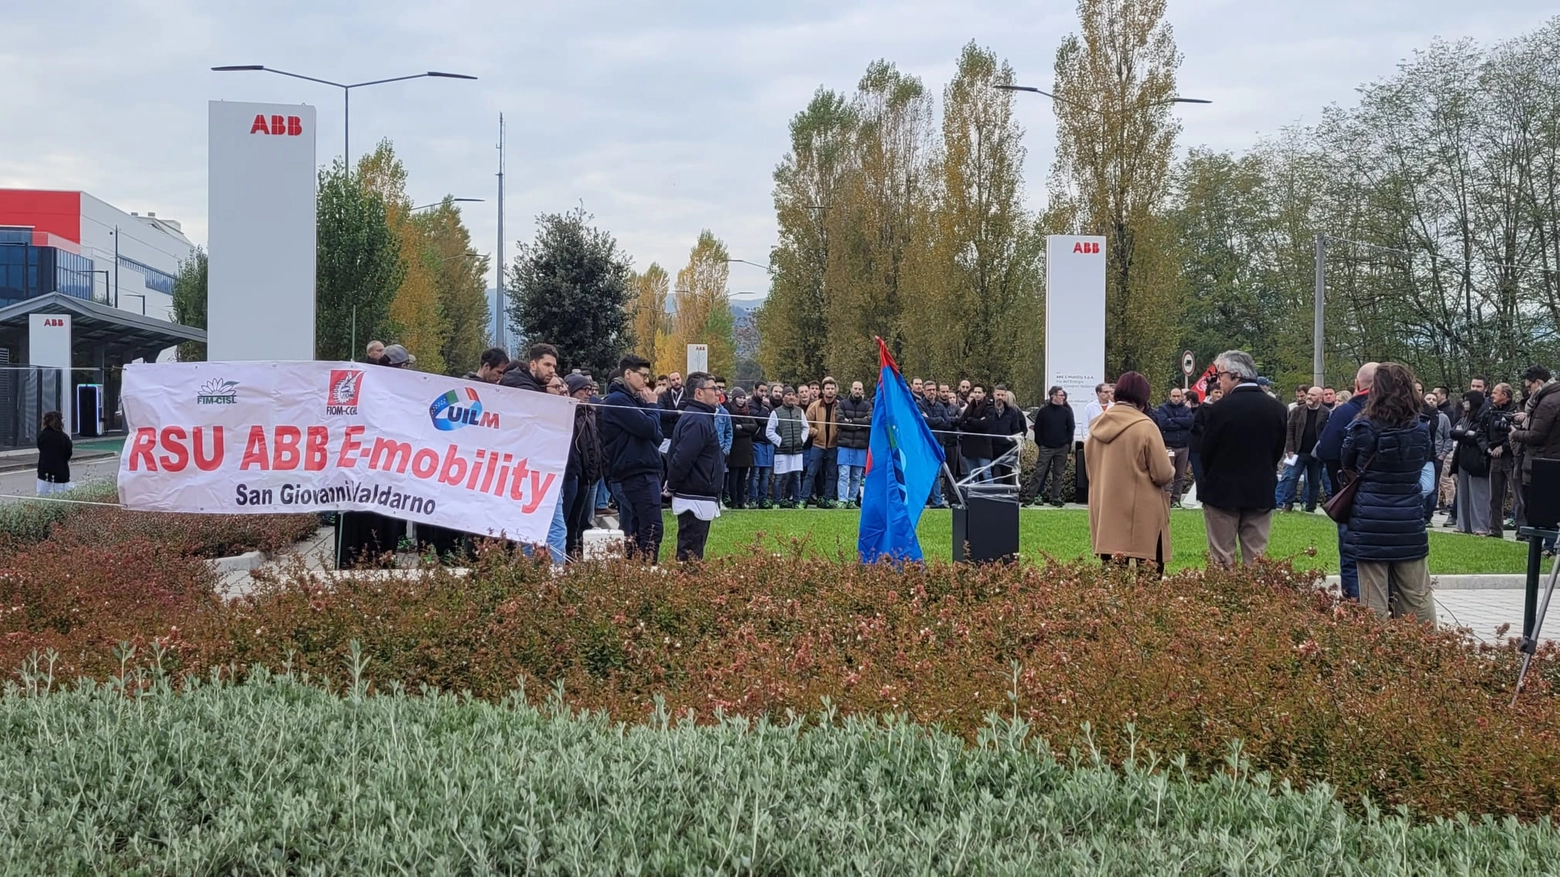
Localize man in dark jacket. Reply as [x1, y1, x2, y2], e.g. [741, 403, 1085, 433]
[564, 373, 604, 558]
[1316, 362, 1377, 599]
[835, 381, 873, 507]
[1154, 388, 1196, 508]
[989, 385, 1026, 485]
[1199, 350, 1288, 568]
[957, 385, 995, 482]
[919, 381, 953, 508]
[1511, 366, 1560, 554]
[464, 347, 510, 384]
[724, 389, 758, 510]
[1277, 386, 1330, 513]
[1032, 386, 1075, 507]
[599, 354, 665, 561]
[1480, 383, 1519, 538]
[667, 372, 723, 561]
[498, 343, 557, 393]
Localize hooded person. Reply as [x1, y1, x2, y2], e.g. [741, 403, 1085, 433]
[563, 373, 605, 558]
[1084, 371, 1175, 570]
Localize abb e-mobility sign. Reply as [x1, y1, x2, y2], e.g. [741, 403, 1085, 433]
[208, 101, 317, 362]
[1044, 235, 1106, 441]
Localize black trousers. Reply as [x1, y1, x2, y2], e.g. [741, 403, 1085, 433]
[725, 466, 750, 509]
[616, 472, 664, 561]
[1074, 444, 1089, 504]
[676, 511, 711, 561]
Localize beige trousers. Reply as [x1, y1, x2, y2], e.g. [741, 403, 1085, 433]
[1203, 506, 1273, 568]
[1357, 557, 1434, 623]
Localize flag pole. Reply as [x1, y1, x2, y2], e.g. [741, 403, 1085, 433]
[942, 461, 963, 508]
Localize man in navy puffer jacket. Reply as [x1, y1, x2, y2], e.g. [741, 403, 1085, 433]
[1153, 388, 1196, 507]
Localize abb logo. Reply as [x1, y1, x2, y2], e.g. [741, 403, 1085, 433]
[250, 114, 304, 136]
[1072, 242, 1101, 254]
[42, 318, 65, 327]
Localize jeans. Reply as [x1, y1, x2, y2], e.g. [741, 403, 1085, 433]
[1165, 447, 1190, 503]
[1278, 453, 1323, 510]
[1337, 522, 1359, 601]
[613, 472, 664, 561]
[1189, 450, 1204, 494]
[837, 465, 864, 503]
[749, 466, 772, 504]
[778, 471, 801, 504]
[927, 469, 946, 507]
[545, 479, 568, 564]
[594, 478, 610, 510]
[963, 456, 993, 484]
[802, 446, 838, 501]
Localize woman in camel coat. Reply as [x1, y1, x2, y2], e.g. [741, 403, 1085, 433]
[1085, 371, 1175, 569]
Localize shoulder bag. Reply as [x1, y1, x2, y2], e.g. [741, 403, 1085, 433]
[1323, 454, 1374, 524]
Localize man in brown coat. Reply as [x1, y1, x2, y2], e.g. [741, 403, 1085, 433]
[1085, 371, 1175, 569]
[1511, 365, 1560, 554]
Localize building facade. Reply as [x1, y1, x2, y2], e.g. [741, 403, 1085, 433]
[0, 189, 194, 320]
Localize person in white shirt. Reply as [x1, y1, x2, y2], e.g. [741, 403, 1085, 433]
[765, 387, 811, 508]
[1075, 383, 1114, 505]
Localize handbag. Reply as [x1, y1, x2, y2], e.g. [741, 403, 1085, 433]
[1323, 454, 1374, 524]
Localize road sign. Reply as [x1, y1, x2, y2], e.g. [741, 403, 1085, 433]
[1181, 351, 1196, 376]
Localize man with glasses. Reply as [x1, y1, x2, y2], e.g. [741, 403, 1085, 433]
[1199, 351, 1289, 569]
[667, 372, 724, 560]
[1032, 385, 1075, 507]
[600, 354, 666, 561]
[1154, 387, 1196, 509]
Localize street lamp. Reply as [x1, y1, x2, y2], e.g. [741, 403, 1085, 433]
[723, 258, 775, 275]
[996, 84, 1211, 109]
[211, 65, 478, 162]
[412, 198, 484, 212]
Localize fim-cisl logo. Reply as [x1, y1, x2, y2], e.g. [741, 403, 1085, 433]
[429, 387, 500, 431]
[327, 370, 365, 415]
[196, 378, 239, 405]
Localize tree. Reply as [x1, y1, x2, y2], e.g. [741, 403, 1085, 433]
[1047, 0, 1188, 380]
[359, 141, 447, 373]
[316, 158, 401, 361]
[628, 263, 670, 368]
[508, 206, 634, 378]
[759, 89, 857, 385]
[823, 60, 936, 384]
[668, 231, 736, 379]
[907, 43, 1042, 396]
[418, 198, 491, 375]
[170, 247, 207, 361]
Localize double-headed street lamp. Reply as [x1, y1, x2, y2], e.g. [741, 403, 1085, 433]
[211, 66, 477, 162]
[723, 258, 775, 275]
[411, 198, 484, 213]
[995, 84, 1211, 109]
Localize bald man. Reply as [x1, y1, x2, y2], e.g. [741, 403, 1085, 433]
[1315, 362, 1379, 601]
[1278, 386, 1331, 513]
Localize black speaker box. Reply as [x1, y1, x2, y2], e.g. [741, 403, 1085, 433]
[952, 495, 1020, 563]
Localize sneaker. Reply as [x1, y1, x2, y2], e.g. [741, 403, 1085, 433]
[758, 499, 774, 510]
[1171, 500, 1184, 510]
[818, 499, 838, 510]
[1442, 519, 1457, 528]
[1050, 500, 1065, 508]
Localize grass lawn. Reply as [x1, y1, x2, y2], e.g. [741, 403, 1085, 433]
[662, 507, 1533, 575]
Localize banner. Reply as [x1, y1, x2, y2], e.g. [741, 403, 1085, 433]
[117, 361, 573, 544]
[1044, 235, 1106, 440]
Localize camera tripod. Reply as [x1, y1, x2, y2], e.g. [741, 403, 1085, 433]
[1511, 527, 1560, 705]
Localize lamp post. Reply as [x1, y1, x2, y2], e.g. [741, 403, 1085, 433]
[123, 293, 147, 316]
[211, 66, 478, 162]
[411, 198, 484, 212]
[995, 84, 1211, 109]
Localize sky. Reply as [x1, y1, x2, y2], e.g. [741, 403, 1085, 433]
[1, 0, 1553, 304]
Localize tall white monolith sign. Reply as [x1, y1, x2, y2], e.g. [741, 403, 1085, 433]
[208, 101, 317, 360]
[1044, 235, 1106, 440]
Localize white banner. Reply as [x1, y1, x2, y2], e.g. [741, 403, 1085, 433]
[1044, 235, 1107, 441]
[117, 361, 573, 544]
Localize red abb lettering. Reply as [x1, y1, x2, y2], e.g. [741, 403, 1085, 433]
[1071, 242, 1101, 254]
[249, 114, 304, 136]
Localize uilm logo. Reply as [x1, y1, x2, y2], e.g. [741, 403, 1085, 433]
[42, 318, 65, 327]
[1072, 242, 1101, 254]
[250, 114, 304, 136]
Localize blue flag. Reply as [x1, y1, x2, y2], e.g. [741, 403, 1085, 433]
[858, 337, 946, 564]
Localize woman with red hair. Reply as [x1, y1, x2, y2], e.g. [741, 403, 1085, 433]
[1084, 371, 1175, 571]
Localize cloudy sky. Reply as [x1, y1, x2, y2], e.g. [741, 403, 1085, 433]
[1, 0, 1552, 300]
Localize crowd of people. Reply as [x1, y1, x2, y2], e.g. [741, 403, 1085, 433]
[350, 336, 1560, 622]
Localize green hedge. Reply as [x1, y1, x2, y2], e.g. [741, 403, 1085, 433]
[3, 663, 1558, 874]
